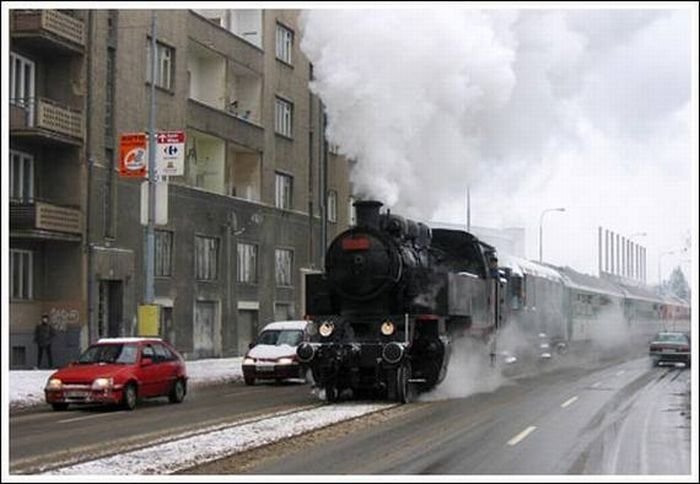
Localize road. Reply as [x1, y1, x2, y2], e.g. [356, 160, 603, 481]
[9, 380, 319, 474]
[185, 357, 691, 475]
[9, 355, 691, 476]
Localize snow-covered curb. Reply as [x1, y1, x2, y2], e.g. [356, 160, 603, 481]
[45, 403, 393, 475]
[8, 357, 244, 411]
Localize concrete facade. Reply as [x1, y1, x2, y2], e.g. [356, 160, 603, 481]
[9, 9, 351, 366]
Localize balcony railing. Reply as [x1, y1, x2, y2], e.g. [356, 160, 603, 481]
[10, 97, 84, 142]
[11, 201, 82, 236]
[12, 10, 85, 49]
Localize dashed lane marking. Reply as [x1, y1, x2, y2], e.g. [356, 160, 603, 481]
[59, 411, 125, 424]
[561, 396, 579, 408]
[507, 426, 536, 446]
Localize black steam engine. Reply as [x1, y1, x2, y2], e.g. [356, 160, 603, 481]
[297, 200, 504, 402]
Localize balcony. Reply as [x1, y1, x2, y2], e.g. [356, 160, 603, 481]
[11, 201, 83, 241]
[187, 99, 264, 152]
[11, 10, 85, 55]
[10, 97, 84, 146]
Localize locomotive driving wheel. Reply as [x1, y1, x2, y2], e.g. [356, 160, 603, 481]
[394, 362, 413, 404]
[325, 384, 339, 402]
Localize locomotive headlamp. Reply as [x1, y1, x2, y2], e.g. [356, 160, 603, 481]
[319, 321, 335, 338]
[380, 320, 395, 336]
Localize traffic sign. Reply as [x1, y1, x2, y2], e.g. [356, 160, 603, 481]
[156, 131, 185, 176]
[119, 133, 147, 178]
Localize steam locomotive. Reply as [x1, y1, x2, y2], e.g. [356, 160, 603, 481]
[297, 200, 690, 403]
[297, 200, 504, 402]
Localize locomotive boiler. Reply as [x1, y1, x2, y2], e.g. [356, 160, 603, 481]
[297, 200, 505, 402]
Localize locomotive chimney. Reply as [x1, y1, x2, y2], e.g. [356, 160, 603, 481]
[354, 200, 383, 230]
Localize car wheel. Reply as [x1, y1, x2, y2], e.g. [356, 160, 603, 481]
[122, 383, 137, 410]
[169, 379, 186, 404]
[51, 403, 69, 411]
[244, 375, 255, 386]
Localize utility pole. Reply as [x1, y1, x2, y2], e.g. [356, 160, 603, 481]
[466, 186, 471, 232]
[145, 11, 157, 304]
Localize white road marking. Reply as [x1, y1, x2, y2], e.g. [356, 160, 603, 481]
[507, 426, 536, 446]
[561, 396, 579, 408]
[591, 382, 601, 388]
[615, 370, 625, 376]
[59, 412, 124, 424]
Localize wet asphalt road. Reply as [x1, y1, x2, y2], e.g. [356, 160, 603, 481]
[188, 357, 690, 475]
[10, 355, 691, 476]
[9, 379, 319, 474]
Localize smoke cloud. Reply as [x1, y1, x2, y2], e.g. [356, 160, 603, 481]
[300, 8, 694, 277]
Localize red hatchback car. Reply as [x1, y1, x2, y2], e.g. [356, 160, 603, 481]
[44, 337, 187, 411]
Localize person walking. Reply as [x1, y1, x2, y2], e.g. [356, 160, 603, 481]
[34, 314, 56, 369]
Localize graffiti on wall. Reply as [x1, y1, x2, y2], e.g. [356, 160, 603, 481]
[48, 307, 81, 331]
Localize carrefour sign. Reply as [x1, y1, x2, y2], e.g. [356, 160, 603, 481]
[155, 131, 185, 176]
[119, 131, 185, 178]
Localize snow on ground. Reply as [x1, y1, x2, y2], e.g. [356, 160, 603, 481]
[8, 357, 244, 411]
[45, 403, 392, 475]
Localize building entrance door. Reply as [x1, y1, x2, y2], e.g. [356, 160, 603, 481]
[98, 280, 123, 338]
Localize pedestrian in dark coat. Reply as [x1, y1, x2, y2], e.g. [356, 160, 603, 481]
[34, 314, 56, 369]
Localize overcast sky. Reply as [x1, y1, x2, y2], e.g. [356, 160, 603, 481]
[301, 5, 697, 285]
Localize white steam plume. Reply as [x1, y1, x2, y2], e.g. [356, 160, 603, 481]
[300, 9, 517, 219]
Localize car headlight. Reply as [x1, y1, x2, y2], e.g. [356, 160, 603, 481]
[243, 358, 255, 365]
[319, 321, 335, 338]
[305, 322, 318, 336]
[91, 377, 113, 390]
[380, 320, 395, 336]
[46, 378, 62, 390]
[277, 357, 295, 365]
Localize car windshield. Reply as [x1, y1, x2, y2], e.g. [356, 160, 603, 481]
[654, 333, 688, 344]
[257, 329, 303, 346]
[78, 344, 139, 364]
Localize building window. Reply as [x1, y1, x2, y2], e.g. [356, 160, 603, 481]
[275, 172, 293, 210]
[10, 249, 33, 300]
[10, 52, 35, 109]
[327, 190, 338, 223]
[195, 235, 219, 280]
[275, 97, 293, 137]
[146, 40, 174, 90]
[105, 47, 116, 141]
[155, 230, 173, 277]
[348, 196, 357, 226]
[276, 23, 293, 64]
[237, 243, 258, 284]
[104, 149, 116, 238]
[275, 249, 293, 287]
[10, 150, 34, 202]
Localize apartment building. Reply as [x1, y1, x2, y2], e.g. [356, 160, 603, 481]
[8, 9, 352, 367]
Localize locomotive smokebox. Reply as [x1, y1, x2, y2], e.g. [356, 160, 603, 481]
[354, 200, 383, 230]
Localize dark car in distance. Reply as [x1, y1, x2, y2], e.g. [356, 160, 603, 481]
[44, 337, 188, 411]
[649, 331, 690, 368]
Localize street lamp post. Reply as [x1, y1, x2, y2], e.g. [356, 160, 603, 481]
[539, 208, 565, 263]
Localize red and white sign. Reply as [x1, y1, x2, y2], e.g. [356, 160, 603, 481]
[119, 133, 147, 178]
[156, 131, 185, 176]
